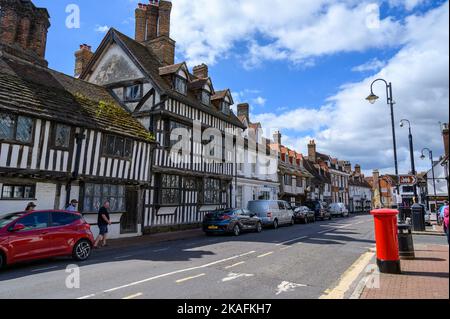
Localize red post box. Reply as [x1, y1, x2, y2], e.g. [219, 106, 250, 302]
[371, 209, 401, 274]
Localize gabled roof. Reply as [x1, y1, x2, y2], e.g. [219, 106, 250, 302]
[0, 56, 154, 143]
[159, 62, 187, 76]
[81, 29, 245, 128]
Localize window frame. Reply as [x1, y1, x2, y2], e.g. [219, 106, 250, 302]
[0, 113, 35, 146]
[173, 75, 188, 95]
[102, 134, 134, 160]
[159, 174, 181, 206]
[123, 84, 143, 102]
[83, 183, 126, 213]
[1, 184, 36, 200]
[51, 123, 73, 151]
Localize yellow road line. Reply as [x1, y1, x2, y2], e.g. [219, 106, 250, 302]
[176, 273, 206, 284]
[319, 251, 375, 299]
[122, 293, 143, 299]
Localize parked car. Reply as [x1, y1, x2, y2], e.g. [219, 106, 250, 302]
[202, 208, 263, 236]
[303, 200, 331, 221]
[247, 200, 295, 229]
[293, 206, 316, 224]
[329, 203, 350, 217]
[0, 210, 94, 270]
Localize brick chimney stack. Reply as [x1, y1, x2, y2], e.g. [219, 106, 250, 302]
[237, 103, 250, 121]
[74, 44, 94, 78]
[0, 0, 50, 66]
[355, 164, 361, 175]
[273, 131, 282, 145]
[193, 64, 209, 79]
[372, 169, 380, 190]
[308, 140, 317, 163]
[442, 123, 449, 157]
[135, 0, 175, 66]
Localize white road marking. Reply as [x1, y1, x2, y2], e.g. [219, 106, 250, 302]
[122, 292, 143, 299]
[224, 262, 245, 269]
[31, 266, 58, 272]
[257, 252, 274, 258]
[275, 236, 307, 246]
[176, 273, 206, 283]
[87, 250, 257, 295]
[276, 281, 307, 295]
[222, 273, 254, 282]
[77, 294, 96, 299]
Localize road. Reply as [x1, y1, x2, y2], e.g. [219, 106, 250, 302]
[0, 214, 380, 299]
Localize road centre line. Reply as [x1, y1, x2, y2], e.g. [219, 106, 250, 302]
[31, 266, 58, 272]
[176, 273, 206, 283]
[76, 250, 257, 298]
[122, 292, 143, 299]
[224, 262, 245, 269]
[257, 252, 274, 258]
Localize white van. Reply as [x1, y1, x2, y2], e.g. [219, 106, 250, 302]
[247, 200, 295, 229]
[328, 203, 350, 217]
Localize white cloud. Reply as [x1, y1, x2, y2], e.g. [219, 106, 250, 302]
[253, 96, 267, 106]
[170, 0, 406, 67]
[253, 2, 449, 174]
[352, 58, 387, 72]
[94, 25, 109, 33]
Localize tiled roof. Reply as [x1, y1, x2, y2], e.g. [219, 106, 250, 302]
[159, 62, 185, 76]
[0, 56, 154, 142]
[88, 29, 245, 129]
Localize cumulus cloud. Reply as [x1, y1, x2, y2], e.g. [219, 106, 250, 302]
[170, 0, 406, 67]
[352, 58, 387, 72]
[253, 2, 449, 175]
[94, 25, 109, 33]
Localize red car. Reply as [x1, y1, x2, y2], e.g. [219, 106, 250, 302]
[0, 210, 94, 269]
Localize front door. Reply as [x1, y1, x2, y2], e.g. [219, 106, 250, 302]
[121, 186, 139, 234]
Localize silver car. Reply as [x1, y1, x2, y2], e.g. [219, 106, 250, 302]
[247, 200, 295, 229]
[329, 203, 350, 217]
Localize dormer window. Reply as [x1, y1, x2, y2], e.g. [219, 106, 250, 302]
[221, 101, 230, 115]
[201, 90, 211, 105]
[174, 76, 187, 95]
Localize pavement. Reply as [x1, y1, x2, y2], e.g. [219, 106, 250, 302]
[0, 214, 377, 299]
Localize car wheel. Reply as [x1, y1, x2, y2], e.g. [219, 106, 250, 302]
[290, 218, 295, 226]
[304, 217, 309, 224]
[255, 222, 263, 233]
[273, 219, 279, 229]
[72, 239, 92, 262]
[233, 225, 241, 236]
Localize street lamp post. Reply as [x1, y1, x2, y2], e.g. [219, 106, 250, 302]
[421, 148, 438, 214]
[366, 79, 400, 207]
[400, 119, 418, 203]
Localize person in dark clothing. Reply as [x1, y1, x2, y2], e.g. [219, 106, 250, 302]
[94, 201, 112, 248]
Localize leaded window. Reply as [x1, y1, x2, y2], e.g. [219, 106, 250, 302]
[160, 174, 180, 205]
[103, 134, 134, 159]
[1, 184, 35, 199]
[0, 113, 33, 143]
[124, 84, 142, 102]
[204, 178, 220, 204]
[54, 124, 71, 149]
[174, 77, 187, 95]
[221, 101, 230, 115]
[83, 183, 126, 213]
[201, 90, 211, 105]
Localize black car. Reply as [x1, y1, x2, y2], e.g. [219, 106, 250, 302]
[303, 200, 331, 221]
[202, 208, 263, 236]
[293, 206, 316, 224]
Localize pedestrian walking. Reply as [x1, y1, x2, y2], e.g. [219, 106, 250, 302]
[25, 202, 36, 212]
[438, 201, 448, 225]
[444, 205, 449, 245]
[94, 201, 112, 249]
[66, 199, 79, 212]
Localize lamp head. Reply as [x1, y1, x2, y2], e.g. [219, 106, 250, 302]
[366, 93, 379, 104]
[400, 121, 404, 128]
[420, 154, 426, 160]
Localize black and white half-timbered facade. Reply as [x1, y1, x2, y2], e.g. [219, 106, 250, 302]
[80, 1, 246, 232]
[0, 0, 156, 238]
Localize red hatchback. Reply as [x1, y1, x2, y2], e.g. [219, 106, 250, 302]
[0, 210, 94, 269]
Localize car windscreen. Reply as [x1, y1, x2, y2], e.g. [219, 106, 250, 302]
[209, 209, 237, 217]
[0, 212, 26, 228]
[304, 202, 318, 210]
[247, 201, 270, 213]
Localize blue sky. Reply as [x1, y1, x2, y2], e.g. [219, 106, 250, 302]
[33, 0, 449, 175]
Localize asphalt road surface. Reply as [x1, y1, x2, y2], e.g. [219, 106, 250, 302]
[0, 214, 388, 299]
